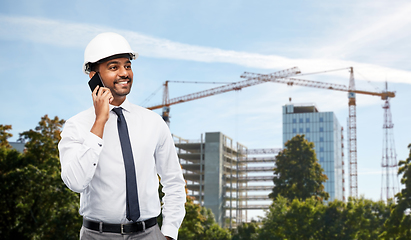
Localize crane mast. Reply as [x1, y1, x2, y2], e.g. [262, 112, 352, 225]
[381, 82, 399, 202]
[146, 66, 396, 199]
[347, 67, 358, 198]
[241, 67, 395, 198]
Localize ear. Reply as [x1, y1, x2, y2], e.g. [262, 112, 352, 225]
[89, 71, 96, 79]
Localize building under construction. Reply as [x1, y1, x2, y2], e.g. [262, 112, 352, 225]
[174, 132, 278, 228]
[174, 103, 345, 228]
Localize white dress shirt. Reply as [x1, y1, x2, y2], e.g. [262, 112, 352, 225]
[58, 99, 186, 239]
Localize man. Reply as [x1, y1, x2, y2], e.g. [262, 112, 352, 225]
[59, 32, 186, 240]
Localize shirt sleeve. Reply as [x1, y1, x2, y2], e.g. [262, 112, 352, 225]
[155, 121, 186, 240]
[58, 118, 104, 193]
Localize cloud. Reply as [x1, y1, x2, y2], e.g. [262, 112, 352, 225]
[318, 2, 411, 59]
[313, 2, 411, 76]
[1, 15, 410, 85]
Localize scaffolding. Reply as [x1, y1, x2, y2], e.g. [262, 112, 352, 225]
[174, 132, 279, 228]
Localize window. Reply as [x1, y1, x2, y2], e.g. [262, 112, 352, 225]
[320, 147, 324, 152]
[320, 157, 324, 162]
[292, 118, 297, 123]
[299, 118, 303, 123]
[306, 118, 310, 123]
[293, 128, 297, 133]
[306, 137, 311, 142]
[319, 117, 324, 122]
[320, 137, 324, 142]
[306, 127, 310, 133]
[299, 128, 303, 133]
[320, 127, 324, 132]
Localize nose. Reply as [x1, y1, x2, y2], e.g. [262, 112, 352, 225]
[118, 66, 128, 78]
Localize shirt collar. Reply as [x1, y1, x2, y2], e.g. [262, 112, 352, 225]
[109, 98, 131, 113]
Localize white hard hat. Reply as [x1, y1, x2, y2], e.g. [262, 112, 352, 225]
[83, 32, 138, 74]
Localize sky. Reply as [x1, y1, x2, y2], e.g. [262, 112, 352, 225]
[1, 0, 411, 220]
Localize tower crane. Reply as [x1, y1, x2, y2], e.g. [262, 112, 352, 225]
[146, 67, 301, 123]
[145, 66, 395, 198]
[240, 67, 396, 197]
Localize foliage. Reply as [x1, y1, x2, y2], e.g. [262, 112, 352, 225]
[269, 134, 329, 202]
[18, 115, 65, 163]
[259, 196, 323, 240]
[1, 114, 231, 239]
[381, 143, 411, 239]
[3, 116, 410, 240]
[258, 196, 390, 240]
[343, 197, 391, 240]
[204, 222, 232, 240]
[231, 221, 259, 240]
[0, 124, 13, 149]
[178, 196, 231, 240]
[0, 115, 82, 240]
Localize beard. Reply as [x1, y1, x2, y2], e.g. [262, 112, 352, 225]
[111, 77, 132, 97]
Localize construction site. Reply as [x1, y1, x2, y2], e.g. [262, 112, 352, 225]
[146, 66, 399, 228]
[173, 132, 279, 227]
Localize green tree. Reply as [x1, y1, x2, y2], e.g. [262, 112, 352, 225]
[318, 199, 348, 240]
[178, 197, 231, 240]
[0, 115, 81, 240]
[258, 196, 390, 240]
[178, 197, 205, 239]
[0, 146, 25, 239]
[18, 115, 65, 163]
[0, 124, 13, 149]
[382, 143, 411, 239]
[203, 222, 231, 240]
[258, 196, 323, 240]
[269, 134, 329, 201]
[231, 221, 259, 240]
[343, 197, 391, 240]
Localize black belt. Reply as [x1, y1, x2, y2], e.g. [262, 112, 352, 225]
[83, 217, 157, 234]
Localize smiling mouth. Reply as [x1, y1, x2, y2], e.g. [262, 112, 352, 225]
[115, 80, 130, 86]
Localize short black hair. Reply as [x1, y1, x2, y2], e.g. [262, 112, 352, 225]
[88, 53, 132, 73]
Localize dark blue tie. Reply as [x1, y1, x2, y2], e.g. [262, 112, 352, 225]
[112, 107, 140, 222]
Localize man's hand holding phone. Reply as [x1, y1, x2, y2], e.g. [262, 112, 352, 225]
[89, 74, 113, 138]
[92, 86, 113, 117]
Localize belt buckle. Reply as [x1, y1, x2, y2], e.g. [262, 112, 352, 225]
[121, 223, 125, 234]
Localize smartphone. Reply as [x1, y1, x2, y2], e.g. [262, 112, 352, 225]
[88, 73, 104, 94]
